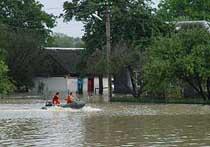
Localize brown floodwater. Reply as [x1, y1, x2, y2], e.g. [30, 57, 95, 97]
[1, 99, 210, 146]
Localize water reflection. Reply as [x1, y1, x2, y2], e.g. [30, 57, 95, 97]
[0, 114, 86, 146]
[0, 118, 44, 146]
[1, 100, 210, 146]
[84, 115, 210, 146]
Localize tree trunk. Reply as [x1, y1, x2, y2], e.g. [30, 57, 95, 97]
[127, 66, 138, 97]
[183, 76, 207, 101]
[197, 77, 208, 101]
[99, 75, 103, 95]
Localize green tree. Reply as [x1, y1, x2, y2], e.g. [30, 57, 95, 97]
[0, 49, 15, 94]
[63, 0, 167, 96]
[145, 28, 210, 100]
[48, 33, 84, 48]
[0, 0, 55, 90]
[158, 0, 210, 21]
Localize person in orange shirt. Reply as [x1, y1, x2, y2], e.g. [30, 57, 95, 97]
[65, 92, 74, 104]
[52, 92, 61, 105]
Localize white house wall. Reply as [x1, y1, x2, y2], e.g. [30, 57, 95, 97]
[33, 77, 109, 97]
[40, 77, 67, 91]
[83, 78, 88, 92]
[66, 77, 77, 92]
[32, 77, 66, 99]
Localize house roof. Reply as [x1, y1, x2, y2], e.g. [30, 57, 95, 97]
[45, 48, 83, 75]
[175, 20, 210, 32]
[45, 47, 84, 50]
[35, 48, 84, 77]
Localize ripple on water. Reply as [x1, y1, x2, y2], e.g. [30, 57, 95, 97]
[1, 101, 210, 146]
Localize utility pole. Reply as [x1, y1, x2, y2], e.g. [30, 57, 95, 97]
[105, 0, 112, 101]
[93, 0, 112, 101]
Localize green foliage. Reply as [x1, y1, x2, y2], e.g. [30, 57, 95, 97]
[48, 33, 84, 48]
[86, 49, 106, 75]
[63, 0, 167, 72]
[0, 0, 55, 90]
[158, 0, 210, 21]
[63, 0, 169, 96]
[0, 0, 55, 28]
[145, 28, 210, 100]
[0, 49, 15, 94]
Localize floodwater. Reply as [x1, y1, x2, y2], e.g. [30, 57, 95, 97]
[1, 99, 210, 146]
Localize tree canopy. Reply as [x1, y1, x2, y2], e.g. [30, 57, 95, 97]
[48, 33, 84, 48]
[0, 0, 55, 90]
[145, 28, 210, 100]
[63, 0, 167, 51]
[63, 0, 169, 96]
[0, 48, 15, 94]
[158, 0, 210, 21]
[63, 1, 166, 67]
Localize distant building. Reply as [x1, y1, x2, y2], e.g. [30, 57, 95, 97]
[175, 20, 210, 32]
[32, 47, 108, 98]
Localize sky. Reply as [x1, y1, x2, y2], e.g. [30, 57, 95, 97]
[38, 0, 160, 38]
[38, 0, 84, 38]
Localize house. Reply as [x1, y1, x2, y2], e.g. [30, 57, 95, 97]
[32, 47, 108, 98]
[175, 20, 210, 32]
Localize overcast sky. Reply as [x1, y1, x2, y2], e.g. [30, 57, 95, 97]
[38, 0, 160, 38]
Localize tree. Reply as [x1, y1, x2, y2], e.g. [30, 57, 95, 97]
[145, 28, 210, 100]
[48, 33, 84, 48]
[0, 0, 55, 90]
[63, 0, 167, 96]
[0, 49, 15, 94]
[158, 0, 210, 21]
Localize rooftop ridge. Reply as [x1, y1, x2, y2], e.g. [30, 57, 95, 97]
[45, 47, 84, 50]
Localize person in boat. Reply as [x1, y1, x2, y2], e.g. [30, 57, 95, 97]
[52, 92, 61, 105]
[65, 92, 74, 104]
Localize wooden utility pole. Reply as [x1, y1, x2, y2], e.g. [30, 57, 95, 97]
[105, 1, 112, 101]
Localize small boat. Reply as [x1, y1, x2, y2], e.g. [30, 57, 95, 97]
[42, 100, 86, 110]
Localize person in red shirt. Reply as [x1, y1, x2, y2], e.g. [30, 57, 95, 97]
[65, 92, 74, 104]
[52, 92, 61, 105]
